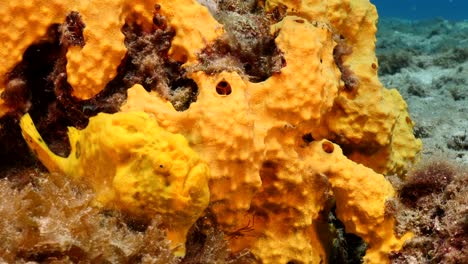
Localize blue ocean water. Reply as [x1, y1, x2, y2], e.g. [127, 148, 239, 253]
[371, 0, 467, 21]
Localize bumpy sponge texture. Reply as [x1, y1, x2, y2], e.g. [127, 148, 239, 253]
[9, 0, 422, 263]
[122, 12, 415, 263]
[0, 0, 222, 107]
[0, 0, 126, 100]
[265, 0, 422, 175]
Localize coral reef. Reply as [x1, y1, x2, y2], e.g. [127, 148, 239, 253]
[122, 0, 420, 260]
[0, 0, 425, 263]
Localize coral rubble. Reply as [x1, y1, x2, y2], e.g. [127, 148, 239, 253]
[388, 161, 468, 263]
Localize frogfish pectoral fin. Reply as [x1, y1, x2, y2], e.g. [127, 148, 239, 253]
[19, 113, 67, 174]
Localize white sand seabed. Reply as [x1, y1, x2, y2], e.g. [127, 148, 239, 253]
[377, 18, 468, 164]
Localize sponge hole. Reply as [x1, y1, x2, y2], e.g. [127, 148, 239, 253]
[322, 141, 334, 153]
[216, 80, 232, 95]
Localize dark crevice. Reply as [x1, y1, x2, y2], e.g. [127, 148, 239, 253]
[328, 208, 367, 264]
[0, 115, 42, 178]
[2, 23, 74, 158]
[302, 133, 315, 144]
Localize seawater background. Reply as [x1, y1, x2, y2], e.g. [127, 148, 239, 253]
[371, 0, 468, 164]
[371, 0, 467, 21]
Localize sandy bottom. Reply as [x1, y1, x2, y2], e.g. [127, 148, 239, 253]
[376, 17, 468, 164]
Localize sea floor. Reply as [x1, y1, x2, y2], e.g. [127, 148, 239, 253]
[376, 17, 468, 164]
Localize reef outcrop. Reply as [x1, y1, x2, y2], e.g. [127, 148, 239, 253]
[4, 0, 422, 263]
